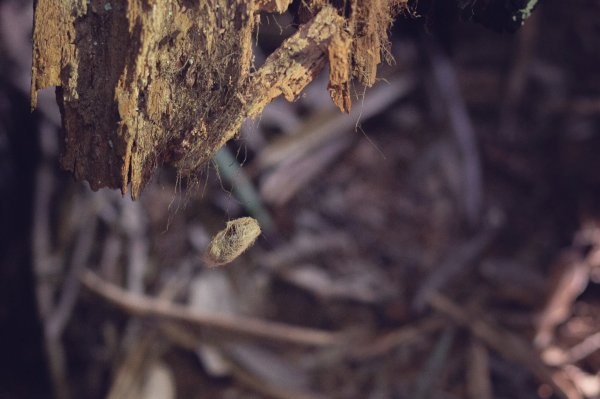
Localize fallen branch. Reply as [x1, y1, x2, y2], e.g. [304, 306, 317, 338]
[80, 269, 341, 347]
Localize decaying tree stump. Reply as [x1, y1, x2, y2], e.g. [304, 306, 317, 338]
[31, 0, 405, 198]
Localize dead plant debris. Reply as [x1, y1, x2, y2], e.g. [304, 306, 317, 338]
[31, 0, 407, 198]
[4, 1, 600, 399]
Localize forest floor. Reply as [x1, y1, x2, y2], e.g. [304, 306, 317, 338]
[1, 1, 599, 398]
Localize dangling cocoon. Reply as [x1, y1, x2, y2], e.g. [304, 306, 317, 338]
[203, 217, 261, 267]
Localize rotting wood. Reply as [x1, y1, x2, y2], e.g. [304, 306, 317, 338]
[178, 5, 346, 178]
[327, 28, 352, 113]
[31, 0, 406, 199]
[349, 0, 406, 86]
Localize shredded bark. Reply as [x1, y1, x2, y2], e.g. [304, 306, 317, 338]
[349, 0, 407, 86]
[328, 28, 353, 113]
[31, 0, 407, 198]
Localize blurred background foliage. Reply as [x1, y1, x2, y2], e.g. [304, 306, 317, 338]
[1, 0, 600, 398]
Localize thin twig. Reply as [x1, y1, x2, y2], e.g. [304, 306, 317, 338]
[159, 322, 326, 399]
[257, 76, 415, 171]
[261, 136, 352, 205]
[565, 331, 600, 365]
[428, 292, 573, 399]
[498, 15, 538, 140]
[106, 262, 193, 399]
[413, 327, 456, 399]
[32, 120, 69, 399]
[413, 221, 501, 311]
[121, 198, 148, 295]
[46, 207, 97, 339]
[427, 40, 483, 228]
[348, 317, 444, 360]
[81, 269, 342, 347]
[534, 251, 590, 348]
[106, 333, 160, 399]
[467, 339, 493, 399]
[228, 361, 325, 399]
